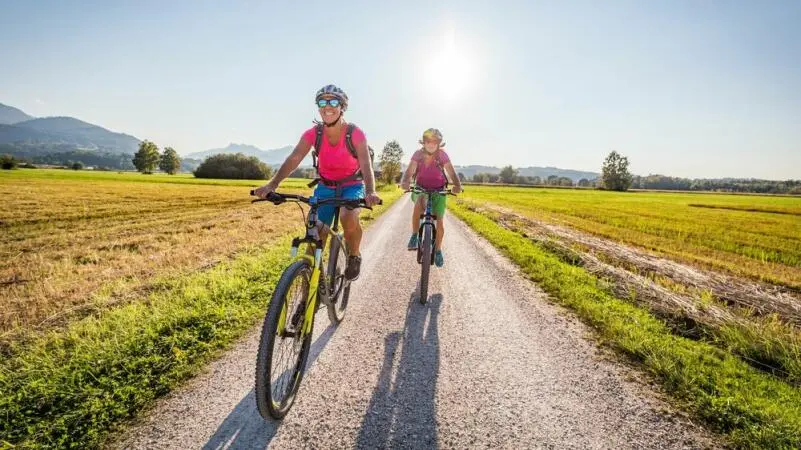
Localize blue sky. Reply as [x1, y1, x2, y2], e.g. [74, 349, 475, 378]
[1, 0, 799, 179]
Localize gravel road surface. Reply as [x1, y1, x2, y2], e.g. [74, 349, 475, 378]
[111, 196, 716, 449]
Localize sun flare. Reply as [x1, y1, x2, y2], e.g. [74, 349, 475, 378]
[424, 29, 474, 102]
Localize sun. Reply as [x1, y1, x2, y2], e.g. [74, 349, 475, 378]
[424, 29, 474, 103]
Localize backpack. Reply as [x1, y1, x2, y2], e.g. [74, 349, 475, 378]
[413, 150, 449, 189]
[309, 122, 374, 188]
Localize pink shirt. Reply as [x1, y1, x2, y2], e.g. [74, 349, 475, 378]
[301, 124, 366, 184]
[411, 149, 450, 189]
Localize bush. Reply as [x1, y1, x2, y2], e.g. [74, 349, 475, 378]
[193, 153, 273, 180]
[1, 154, 18, 170]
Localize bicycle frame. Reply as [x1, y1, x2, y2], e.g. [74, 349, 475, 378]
[278, 196, 347, 336]
[278, 202, 332, 335]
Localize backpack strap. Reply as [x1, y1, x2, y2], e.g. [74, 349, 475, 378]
[344, 123, 358, 159]
[308, 122, 365, 188]
[311, 123, 324, 171]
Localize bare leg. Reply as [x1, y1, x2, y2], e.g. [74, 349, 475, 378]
[435, 218, 445, 250]
[305, 222, 330, 256]
[411, 196, 425, 234]
[340, 208, 362, 256]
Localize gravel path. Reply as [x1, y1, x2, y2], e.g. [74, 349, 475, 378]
[110, 196, 717, 449]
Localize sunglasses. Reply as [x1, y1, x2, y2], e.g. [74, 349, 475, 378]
[316, 98, 342, 108]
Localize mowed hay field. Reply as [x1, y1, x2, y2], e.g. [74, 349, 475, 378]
[459, 185, 801, 290]
[1, 169, 304, 340]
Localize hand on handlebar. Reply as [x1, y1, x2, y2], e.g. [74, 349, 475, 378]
[252, 183, 277, 199]
[364, 191, 382, 208]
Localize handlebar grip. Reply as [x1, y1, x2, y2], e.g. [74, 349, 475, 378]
[266, 192, 283, 203]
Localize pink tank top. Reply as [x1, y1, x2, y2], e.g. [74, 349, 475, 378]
[411, 149, 450, 189]
[301, 124, 366, 184]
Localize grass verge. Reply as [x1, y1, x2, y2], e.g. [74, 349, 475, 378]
[451, 201, 801, 449]
[0, 185, 401, 449]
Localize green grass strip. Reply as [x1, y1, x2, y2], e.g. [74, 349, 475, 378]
[0, 187, 402, 449]
[0, 240, 291, 449]
[451, 202, 801, 449]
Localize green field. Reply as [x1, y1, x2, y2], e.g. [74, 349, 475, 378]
[0, 168, 402, 448]
[459, 186, 801, 290]
[452, 186, 801, 448]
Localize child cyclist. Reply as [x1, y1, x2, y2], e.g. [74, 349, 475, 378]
[400, 128, 462, 267]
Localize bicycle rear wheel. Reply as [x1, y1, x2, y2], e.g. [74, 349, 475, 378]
[255, 259, 314, 420]
[419, 224, 433, 304]
[325, 233, 351, 324]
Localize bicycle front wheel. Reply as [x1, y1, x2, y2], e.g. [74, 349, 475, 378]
[255, 259, 314, 420]
[419, 224, 433, 304]
[325, 233, 351, 324]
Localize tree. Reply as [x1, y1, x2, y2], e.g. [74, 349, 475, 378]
[378, 140, 403, 184]
[601, 150, 633, 191]
[193, 153, 273, 179]
[71, 161, 84, 170]
[132, 140, 161, 174]
[1, 154, 17, 170]
[458, 172, 466, 183]
[159, 147, 181, 175]
[547, 175, 559, 185]
[558, 176, 573, 187]
[499, 165, 518, 184]
[578, 178, 591, 187]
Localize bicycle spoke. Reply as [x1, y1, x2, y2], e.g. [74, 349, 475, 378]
[269, 270, 308, 405]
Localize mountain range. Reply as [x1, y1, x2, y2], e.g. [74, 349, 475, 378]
[184, 143, 313, 166]
[453, 165, 599, 181]
[0, 102, 596, 180]
[0, 103, 140, 154]
[0, 103, 34, 124]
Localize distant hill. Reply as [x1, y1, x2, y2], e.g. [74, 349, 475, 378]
[0, 108, 141, 155]
[454, 165, 599, 182]
[9, 117, 141, 153]
[186, 144, 312, 166]
[0, 103, 34, 124]
[517, 166, 599, 182]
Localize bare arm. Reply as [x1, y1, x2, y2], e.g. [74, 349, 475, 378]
[444, 162, 462, 193]
[400, 160, 418, 190]
[255, 138, 311, 196]
[354, 138, 376, 194]
[270, 138, 312, 186]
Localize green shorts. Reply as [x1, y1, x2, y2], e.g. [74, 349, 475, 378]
[411, 190, 447, 218]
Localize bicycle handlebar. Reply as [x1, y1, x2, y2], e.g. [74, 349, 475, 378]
[405, 187, 458, 196]
[249, 190, 381, 209]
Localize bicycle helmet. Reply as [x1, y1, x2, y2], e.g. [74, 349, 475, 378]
[420, 128, 445, 147]
[315, 84, 349, 111]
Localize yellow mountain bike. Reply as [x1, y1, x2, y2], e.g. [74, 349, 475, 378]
[249, 190, 378, 419]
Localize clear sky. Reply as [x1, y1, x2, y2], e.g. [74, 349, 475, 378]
[2, 0, 799, 179]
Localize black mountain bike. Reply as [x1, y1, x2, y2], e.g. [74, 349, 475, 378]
[249, 190, 378, 419]
[408, 186, 456, 304]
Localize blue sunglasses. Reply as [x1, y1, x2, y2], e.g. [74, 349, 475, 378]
[316, 98, 341, 108]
